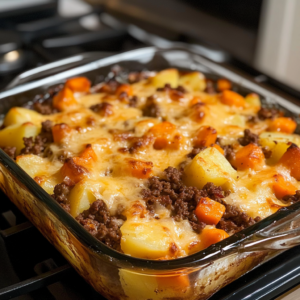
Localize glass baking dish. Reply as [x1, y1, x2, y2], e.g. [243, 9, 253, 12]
[1, 48, 300, 300]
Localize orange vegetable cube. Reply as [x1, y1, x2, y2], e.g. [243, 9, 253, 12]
[193, 125, 217, 147]
[212, 144, 224, 155]
[116, 84, 133, 97]
[157, 274, 190, 290]
[195, 197, 225, 225]
[268, 117, 297, 134]
[272, 174, 296, 199]
[233, 143, 264, 170]
[220, 90, 245, 107]
[79, 144, 97, 164]
[148, 122, 181, 150]
[189, 96, 203, 107]
[217, 78, 232, 91]
[53, 87, 77, 111]
[52, 123, 72, 143]
[60, 157, 88, 183]
[125, 158, 153, 179]
[201, 228, 229, 249]
[279, 144, 300, 180]
[65, 77, 91, 93]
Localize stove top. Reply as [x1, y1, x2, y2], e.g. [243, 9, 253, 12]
[1, 2, 300, 300]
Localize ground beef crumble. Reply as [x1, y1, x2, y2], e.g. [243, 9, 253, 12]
[282, 190, 300, 204]
[1, 146, 17, 159]
[51, 177, 74, 213]
[238, 129, 259, 146]
[76, 200, 122, 251]
[20, 120, 54, 156]
[187, 147, 207, 159]
[258, 107, 280, 120]
[142, 96, 161, 118]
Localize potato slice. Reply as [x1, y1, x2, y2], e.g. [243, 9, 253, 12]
[4, 107, 44, 127]
[120, 219, 173, 259]
[0, 122, 40, 154]
[178, 71, 206, 91]
[245, 93, 261, 107]
[151, 69, 179, 88]
[69, 180, 98, 217]
[184, 147, 237, 189]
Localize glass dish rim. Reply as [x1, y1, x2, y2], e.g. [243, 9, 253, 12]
[1, 47, 300, 271]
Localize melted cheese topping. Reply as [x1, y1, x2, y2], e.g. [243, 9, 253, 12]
[3, 69, 300, 260]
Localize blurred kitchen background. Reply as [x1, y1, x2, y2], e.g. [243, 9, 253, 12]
[0, 0, 300, 98]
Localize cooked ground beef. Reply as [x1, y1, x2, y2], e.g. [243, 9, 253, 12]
[90, 102, 113, 117]
[204, 80, 216, 94]
[76, 200, 122, 251]
[258, 107, 280, 120]
[222, 145, 235, 162]
[282, 190, 300, 203]
[128, 95, 138, 107]
[238, 129, 259, 146]
[262, 147, 272, 159]
[142, 167, 260, 235]
[217, 205, 261, 234]
[1, 146, 16, 159]
[156, 83, 186, 93]
[51, 177, 74, 212]
[187, 147, 207, 159]
[142, 96, 161, 118]
[20, 120, 53, 155]
[33, 101, 58, 115]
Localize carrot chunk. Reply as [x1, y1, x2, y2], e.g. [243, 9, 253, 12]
[279, 144, 300, 180]
[52, 123, 72, 143]
[79, 144, 97, 163]
[195, 197, 225, 225]
[65, 77, 91, 93]
[116, 84, 133, 97]
[148, 122, 182, 150]
[272, 174, 296, 199]
[268, 117, 297, 134]
[201, 228, 229, 249]
[220, 90, 245, 107]
[60, 157, 88, 183]
[212, 144, 224, 155]
[193, 125, 217, 147]
[125, 158, 153, 179]
[217, 78, 232, 91]
[157, 274, 190, 290]
[53, 87, 77, 111]
[233, 143, 264, 170]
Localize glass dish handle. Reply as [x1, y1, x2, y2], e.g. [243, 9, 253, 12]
[5, 52, 114, 89]
[240, 207, 300, 253]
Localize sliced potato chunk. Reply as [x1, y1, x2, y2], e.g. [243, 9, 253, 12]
[120, 219, 173, 259]
[151, 69, 179, 88]
[184, 147, 237, 189]
[0, 123, 40, 154]
[69, 180, 97, 217]
[178, 71, 206, 92]
[4, 107, 43, 127]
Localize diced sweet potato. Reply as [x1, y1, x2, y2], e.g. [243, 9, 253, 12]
[195, 197, 225, 225]
[60, 157, 88, 183]
[148, 122, 182, 150]
[272, 174, 296, 199]
[220, 90, 245, 107]
[116, 84, 133, 97]
[52, 123, 72, 143]
[233, 143, 264, 170]
[151, 69, 179, 88]
[125, 158, 153, 179]
[184, 147, 237, 189]
[201, 228, 229, 249]
[193, 125, 217, 147]
[65, 77, 91, 93]
[268, 117, 297, 134]
[53, 86, 78, 111]
[0, 123, 40, 154]
[217, 78, 231, 91]
[4, 107, 43, 127]
[178, 72, 206, 92]
[279, 144, 300, 180]
[79, 144, 97, 163]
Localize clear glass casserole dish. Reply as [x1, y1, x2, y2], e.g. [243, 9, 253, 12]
[1, 48, 300, 300]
